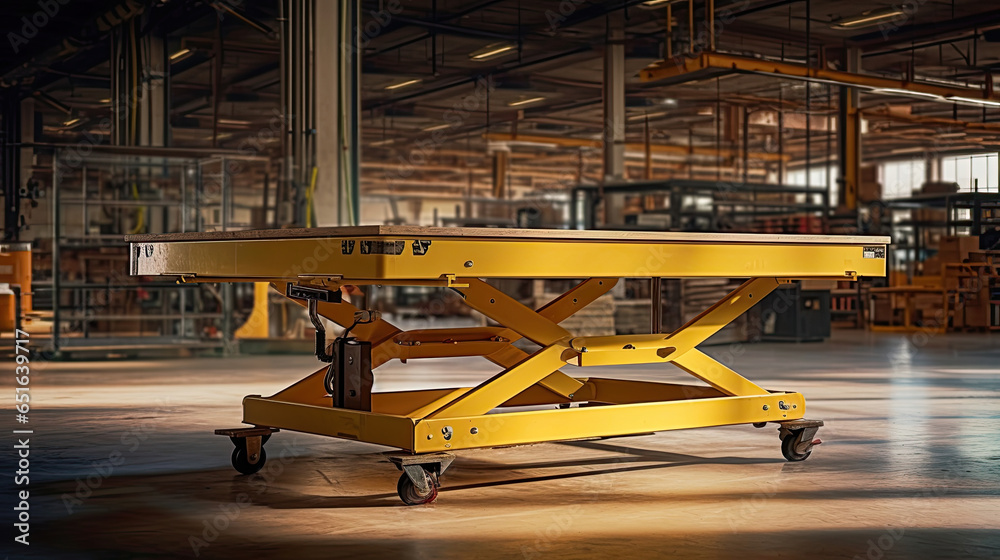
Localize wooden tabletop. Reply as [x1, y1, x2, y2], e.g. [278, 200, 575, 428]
[127, 226, 890, 245]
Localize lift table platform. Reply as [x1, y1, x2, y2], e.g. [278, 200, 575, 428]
[128, 226, 889, 504]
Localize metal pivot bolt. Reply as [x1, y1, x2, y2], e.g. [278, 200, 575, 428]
[464, 260, 474, 268]
[442, 426, 453, 440]
[762, 405, 769, 411]
[470, 427, 479, 435]
[778, 401, 790, 410]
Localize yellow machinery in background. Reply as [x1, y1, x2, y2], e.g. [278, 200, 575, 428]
[128, 226, 888, 505]
[0, 242, 32, 331]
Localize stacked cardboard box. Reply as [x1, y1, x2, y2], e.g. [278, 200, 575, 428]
[938, 235, 981, 264]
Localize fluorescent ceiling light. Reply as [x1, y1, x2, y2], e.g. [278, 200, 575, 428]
[869, 88, 944, 101]
[63, 117, 81, 127]
[508, 96, 545, 107]
[169, 48, 191, 62]
[490, 140, 558, 149]
[946, 96, 1000, 108]
[422, 123, 451, 131]
[99, 98, 111, 104]
[640, 0, 683, 6]
[831, 8, 904, 29]
[218, 118, 251, 126]
[628, 111, 668, 121]
[469, 42, 515, 61]
[370, 139, 395, 146]
[385, 78, 422, 90]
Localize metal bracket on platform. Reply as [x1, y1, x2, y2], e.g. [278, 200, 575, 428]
[286, 284, 343, 303]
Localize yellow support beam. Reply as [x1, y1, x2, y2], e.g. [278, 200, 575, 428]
[234, 282, 270, 339]
[412, 390, 806, 453]
[671, 349, 768, 397]
[454, 278, 571, 346]
[425, 343, 576, 419]
[640, 51, 997, 102]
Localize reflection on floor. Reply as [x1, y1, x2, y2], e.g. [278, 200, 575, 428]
[15, 330, 1000, 559]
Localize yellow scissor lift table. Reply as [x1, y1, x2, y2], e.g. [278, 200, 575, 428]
[128, 226, 889, 505]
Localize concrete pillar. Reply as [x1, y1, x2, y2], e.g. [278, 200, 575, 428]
[311, 0, 360, 226]
[603, 10, 626, 225]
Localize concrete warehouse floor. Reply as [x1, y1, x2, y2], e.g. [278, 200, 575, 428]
[9, 330, 1000, 559]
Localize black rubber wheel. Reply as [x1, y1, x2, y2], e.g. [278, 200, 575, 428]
[396, 472, 439, 505]
[231, 446, 267, 475]
[752, 422, 767, 428]
[781, 431, 812, 462]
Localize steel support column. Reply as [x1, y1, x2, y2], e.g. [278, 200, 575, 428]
[492, 150, 509, 199]
[838, 48, 861, 211]
[2, 94, 22, 241]
[602, 10, 626, 224]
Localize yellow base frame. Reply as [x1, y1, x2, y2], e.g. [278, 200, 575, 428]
[242, 276, 807, 453]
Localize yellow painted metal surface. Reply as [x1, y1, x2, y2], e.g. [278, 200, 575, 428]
[234, 282, 270, 339]
[131, 233, 887, 281]
[425, 344, 575, 419]
[412, 391, 806, 453]
[243, 396, 416, 449]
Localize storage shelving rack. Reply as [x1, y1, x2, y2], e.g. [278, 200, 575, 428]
[884, 192, 1000, 278]
[570, 179, 830, 232]
[27, 146, 272, 356]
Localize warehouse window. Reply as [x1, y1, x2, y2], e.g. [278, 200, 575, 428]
[785, 165, 837, 205]
[879, 159, 926, 199]
[941, 153, 999, 193]
[785, 166, 835, 189]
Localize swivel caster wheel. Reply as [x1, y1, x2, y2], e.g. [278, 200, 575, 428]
[780, 429, 821, 462]
[388, 453, 454, 506]
[232, 445, 267, 475]
[396, 469, 439, 505]
[215, 427, 277, 475]
[777, 419, 823, 462]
